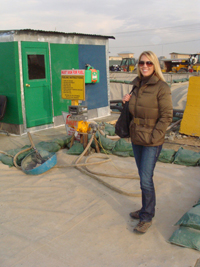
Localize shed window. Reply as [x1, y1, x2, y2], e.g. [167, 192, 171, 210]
[28, 55, 46, 80]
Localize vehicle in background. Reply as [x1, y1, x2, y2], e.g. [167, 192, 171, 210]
[162, 54, 200, 73]
[120, 57, 136, 72]
[109, 59, 122, 71]
[109, 64, 122, 71]
[188, 54, 200, 72]
[109, 57, 136, 72]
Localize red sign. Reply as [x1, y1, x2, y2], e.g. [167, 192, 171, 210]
[61, 70, 85, 75]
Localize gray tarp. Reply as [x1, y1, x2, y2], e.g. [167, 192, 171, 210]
[0, 126, 199, 267]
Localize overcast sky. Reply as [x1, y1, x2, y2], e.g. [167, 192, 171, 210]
[1, 0, 200, 58]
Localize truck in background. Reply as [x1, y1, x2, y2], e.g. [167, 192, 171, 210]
[162, 54, 200, 73]
[109, 57, 136, 72]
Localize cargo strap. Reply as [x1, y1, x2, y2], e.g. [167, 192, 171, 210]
[133, 117, 157, 127]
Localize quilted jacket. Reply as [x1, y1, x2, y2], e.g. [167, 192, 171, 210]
[129, 75, 173, 146]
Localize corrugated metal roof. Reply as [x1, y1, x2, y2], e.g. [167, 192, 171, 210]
[170, 52, 190, 55]
[163, 58, 189, 62]
[170, 52, 200, 55]
[0, 29, 115, 39]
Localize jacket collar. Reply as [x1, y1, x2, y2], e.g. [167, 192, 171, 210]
[132, 74, 160, 87]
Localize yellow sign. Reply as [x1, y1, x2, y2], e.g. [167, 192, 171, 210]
[61, 70, 85, 100]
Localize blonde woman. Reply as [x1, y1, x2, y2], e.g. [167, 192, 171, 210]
[123, 51, 173, 234]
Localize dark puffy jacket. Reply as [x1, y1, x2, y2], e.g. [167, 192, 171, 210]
[129, 75, 173, 146]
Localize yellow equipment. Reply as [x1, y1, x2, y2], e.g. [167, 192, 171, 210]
[120, 58, 136, 72]
[163, 54, 200, 73]
[193, 65, 200, 72]
[66, 118, 91, 133]
[172, 64, 187, 73]
[179, 76, 200, 136]
[66, 105, 91, 133]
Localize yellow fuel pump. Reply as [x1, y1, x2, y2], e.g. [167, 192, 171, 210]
[66, 105, 91, 133]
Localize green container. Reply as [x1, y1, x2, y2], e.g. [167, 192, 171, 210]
[85, 66, 100, 83]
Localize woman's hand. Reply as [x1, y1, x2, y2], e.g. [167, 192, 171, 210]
[122, 94, 131, 104]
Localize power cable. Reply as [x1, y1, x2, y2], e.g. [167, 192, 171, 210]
[110, 23, 200, 35]
[110, 38, 200, 49]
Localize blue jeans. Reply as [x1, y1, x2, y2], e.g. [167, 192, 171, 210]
[132, 144, 162, 222]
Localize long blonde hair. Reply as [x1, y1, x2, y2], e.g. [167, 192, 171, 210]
[137, 51, 165, 81]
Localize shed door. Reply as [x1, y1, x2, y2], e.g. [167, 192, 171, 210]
[21, 42, 53, 128]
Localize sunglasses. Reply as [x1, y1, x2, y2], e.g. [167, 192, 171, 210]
[138, 61, 154, 67]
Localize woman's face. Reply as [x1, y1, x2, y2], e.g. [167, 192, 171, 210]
[139, 54, 155, 77]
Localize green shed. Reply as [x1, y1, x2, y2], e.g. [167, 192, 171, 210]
[0, 29, 114, 135]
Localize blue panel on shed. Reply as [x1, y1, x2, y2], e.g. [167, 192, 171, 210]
[78, 45, 108, 110]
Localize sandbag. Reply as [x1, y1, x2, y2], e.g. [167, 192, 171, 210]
[158, 148, 176, 163]
[110, 80, 132, 84]
[0, 145, 31, 167]
[175, 205, 200, 230]
[112, 138, 133, 152]
[1, 155, 14, 167]
[173, 147, 200, 166]
[98, 134, 117, 150]
[169, 226, 200, 251]
[36, 141, 61, 152]
[124, 80, 132, 84]
[66, 143, 84, 155]
[52, 135, 72, 148]
[104, 123, 116, 136]
[95, 131, 101, 139]
[88, 134, 97, 149]
[173, 79, 182, 83]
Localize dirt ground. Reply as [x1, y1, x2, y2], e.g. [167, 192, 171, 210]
[163, 136, 200, 153]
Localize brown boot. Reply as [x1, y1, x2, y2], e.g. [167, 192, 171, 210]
[134, 220, 152, 234]
[129, 209, 141, 219]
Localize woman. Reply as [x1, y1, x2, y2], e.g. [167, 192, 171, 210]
[123, 51, 173, 234]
